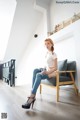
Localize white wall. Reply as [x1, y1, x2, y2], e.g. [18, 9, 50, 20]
[16, 13, 47, 85]
[50, 20, 80, 92]
[50, 0, 80, 31]
[55, 37, 76, 61]
[15, 0, 50, 86]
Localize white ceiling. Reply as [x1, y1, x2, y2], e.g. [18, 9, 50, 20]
[0, 0, 17, 61]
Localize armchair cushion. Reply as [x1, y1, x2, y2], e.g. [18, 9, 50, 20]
[41, 76, 71, 86]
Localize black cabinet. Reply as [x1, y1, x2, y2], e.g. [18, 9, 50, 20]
[2, 59, 16, 86]
[0, 64, 3, 80]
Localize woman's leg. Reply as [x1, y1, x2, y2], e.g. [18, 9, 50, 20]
[32, 73, 49, 94]
[32, 68, 43, 88]
[22, 72, 48, 109]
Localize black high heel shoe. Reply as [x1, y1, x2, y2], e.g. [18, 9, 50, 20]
[22, 97, 36, 109]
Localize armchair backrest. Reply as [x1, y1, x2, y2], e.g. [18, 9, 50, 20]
[58, 60, 76, 79]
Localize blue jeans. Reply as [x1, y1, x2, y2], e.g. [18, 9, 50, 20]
[31, 68, 49, 94]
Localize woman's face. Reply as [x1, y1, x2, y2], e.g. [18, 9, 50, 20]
[45, 40, 53, 51]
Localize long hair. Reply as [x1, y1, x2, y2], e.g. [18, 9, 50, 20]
[45, 38, 54, 52]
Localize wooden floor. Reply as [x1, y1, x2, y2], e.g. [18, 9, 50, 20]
[0, 80, 80, 120]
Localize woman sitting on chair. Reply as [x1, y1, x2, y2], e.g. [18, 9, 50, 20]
[22, 38, 57, 109]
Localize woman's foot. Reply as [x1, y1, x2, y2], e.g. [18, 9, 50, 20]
[22, 94, 36, 109]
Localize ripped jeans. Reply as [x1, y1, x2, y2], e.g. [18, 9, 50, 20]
[31, 68, 49, 94]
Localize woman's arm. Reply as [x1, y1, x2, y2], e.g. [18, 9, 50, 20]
[42, 58, 57, 75]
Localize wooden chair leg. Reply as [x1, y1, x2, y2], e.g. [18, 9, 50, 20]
[73, 83, 78, 95]
[56, 72, 59, 102]
[70, 72, 78, 95]
[57, 85, 59, 102]
[40, 84, 42, 94]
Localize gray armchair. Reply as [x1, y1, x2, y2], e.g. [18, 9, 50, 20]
[40, 59, 78, 102]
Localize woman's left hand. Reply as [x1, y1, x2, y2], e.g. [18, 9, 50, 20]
[41, 70, 48, 75]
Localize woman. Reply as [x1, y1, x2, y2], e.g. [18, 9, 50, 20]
[22, 38, 57, 109]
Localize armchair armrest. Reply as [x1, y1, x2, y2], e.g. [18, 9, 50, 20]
[55, 70, 76, 87]
[55, 70, 76, 74]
